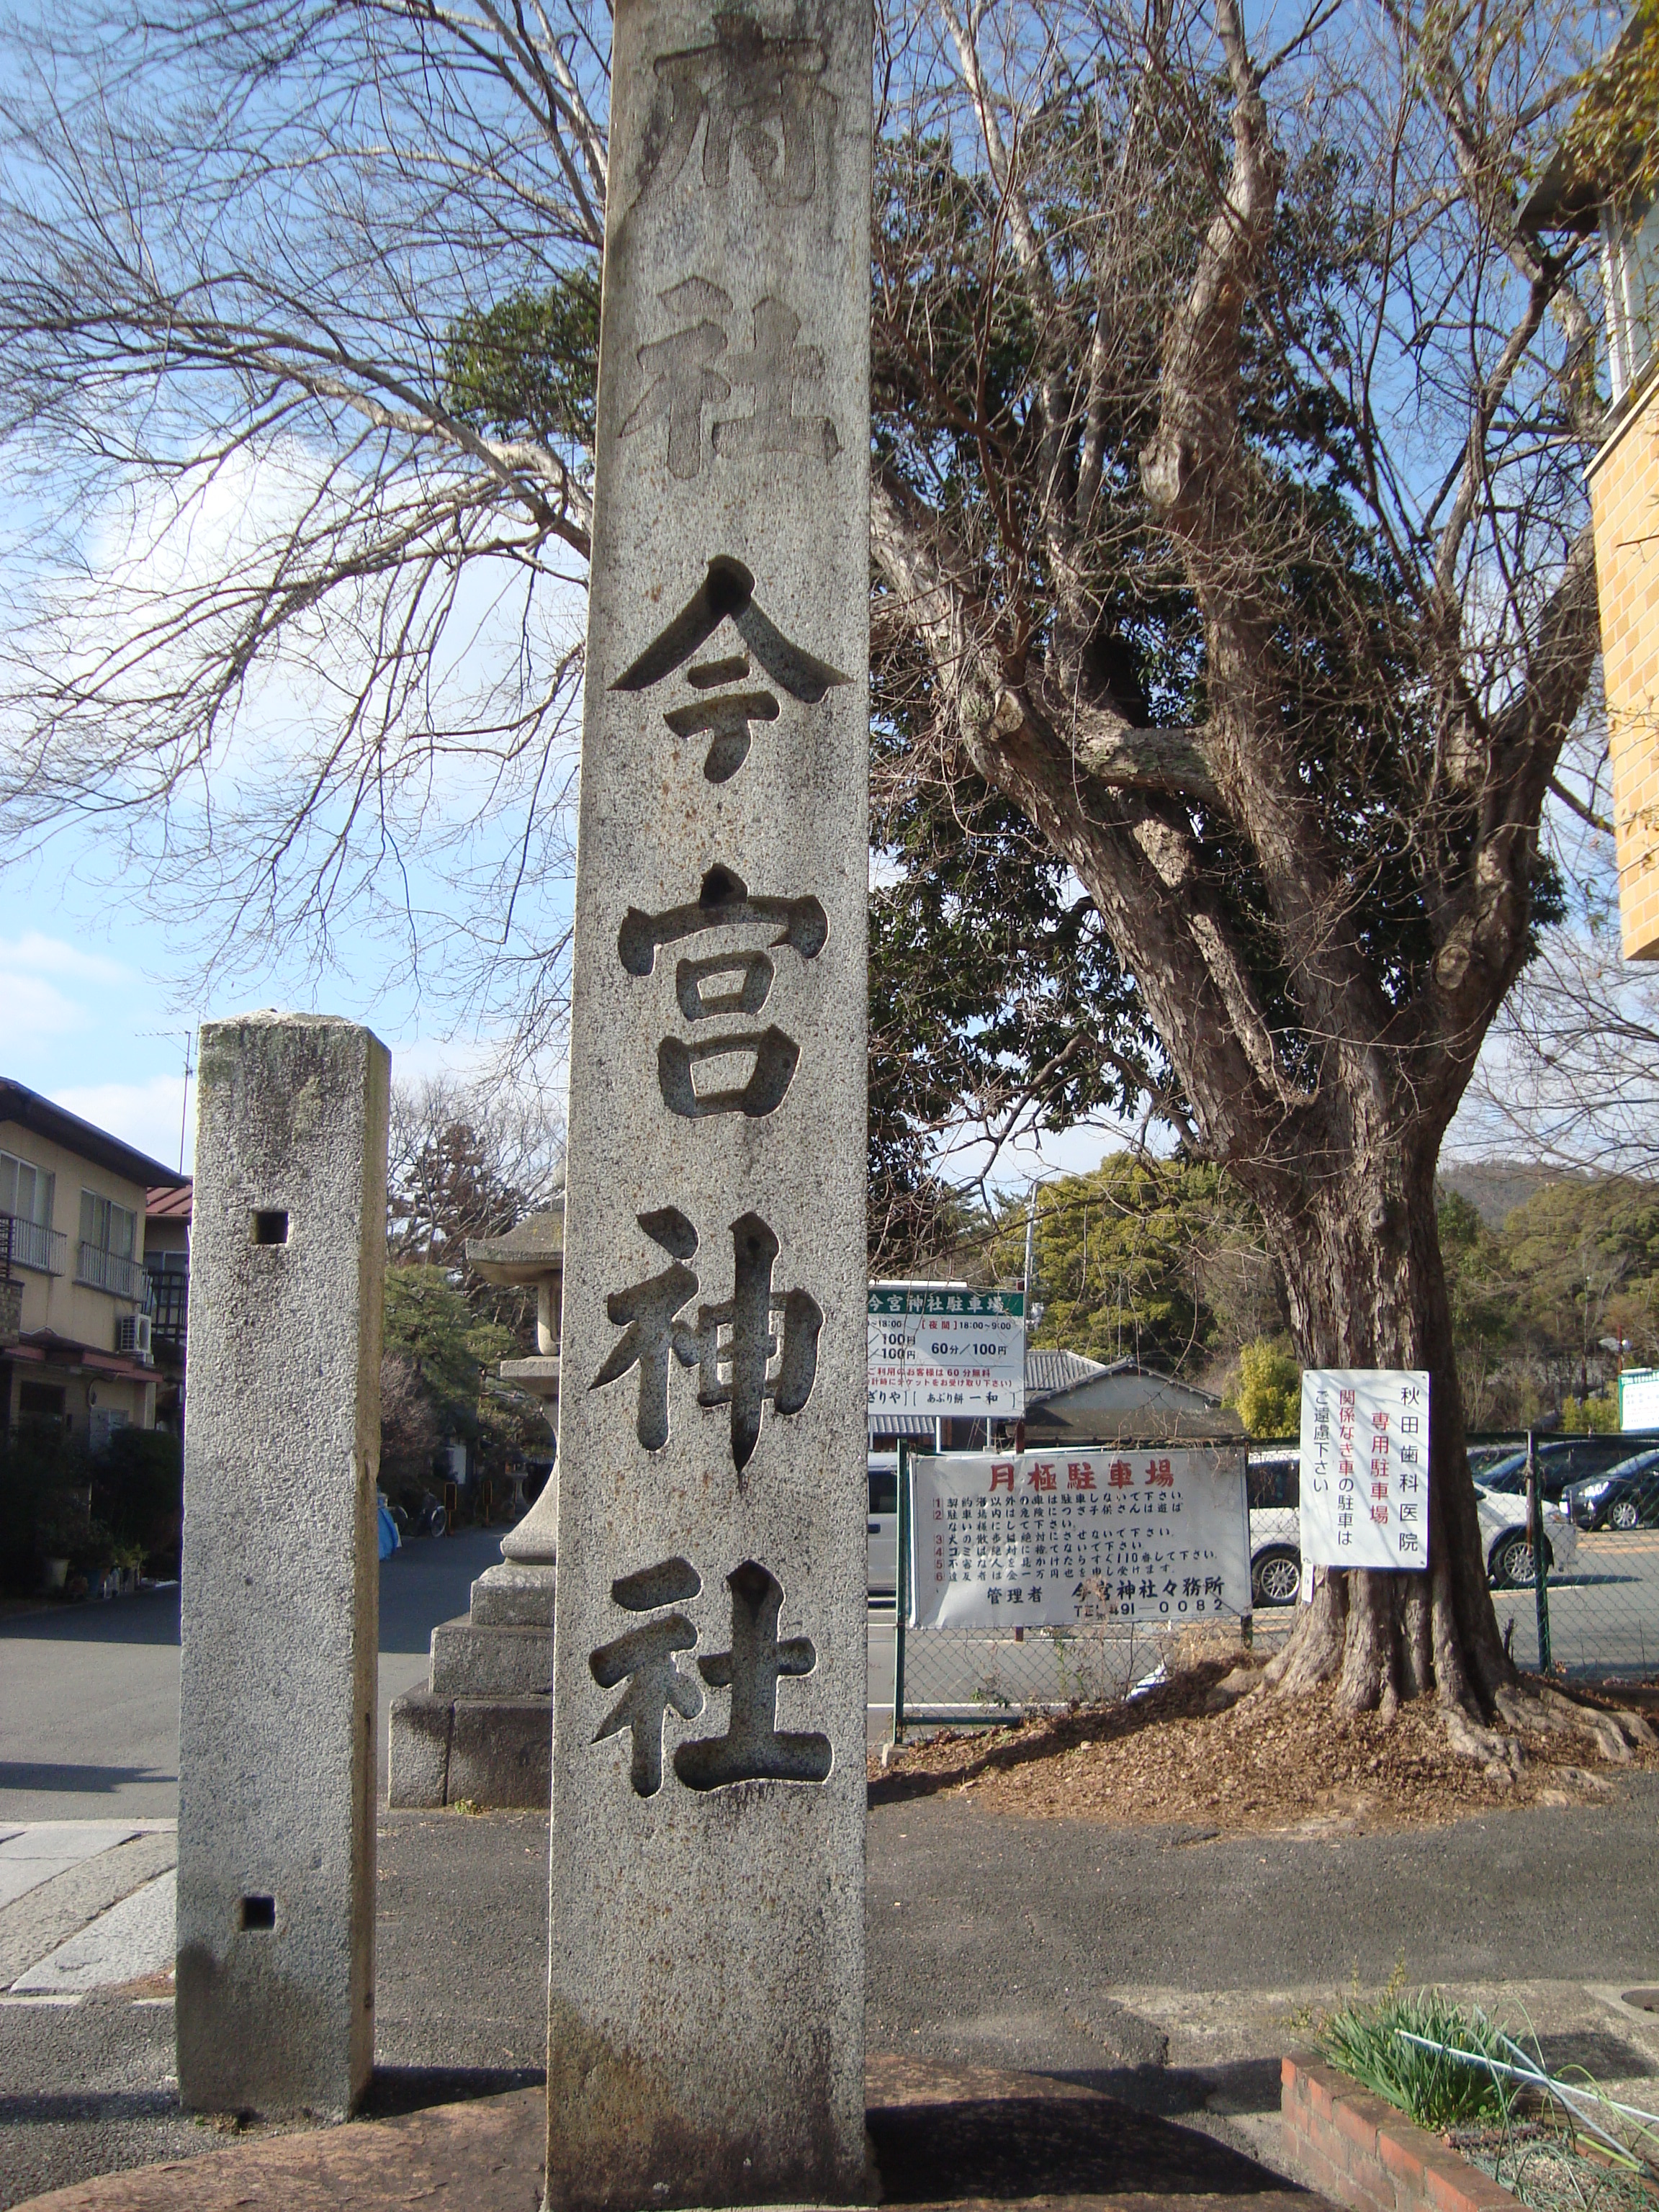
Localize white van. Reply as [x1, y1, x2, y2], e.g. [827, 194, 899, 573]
[867, 1455, 899, 1597]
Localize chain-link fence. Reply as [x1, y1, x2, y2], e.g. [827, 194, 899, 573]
[873, 1432, 1659, 1735]
[873, 1611, 1254, 1732]
[1489, 1533, 1659, 1679]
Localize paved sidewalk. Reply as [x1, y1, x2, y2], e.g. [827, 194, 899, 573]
[9, 2056, 1339, 2212]
[3, 1781, 1658, 2207]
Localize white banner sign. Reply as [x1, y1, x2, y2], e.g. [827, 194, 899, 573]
[1621, 1368, 1659, 1431]
[1299, 1368, 1430, 1582]
[907, 1447, 1249, 1629]
[868, 1284, 1025, 1421]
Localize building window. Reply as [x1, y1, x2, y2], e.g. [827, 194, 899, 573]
[89, 1406, 130, 1451]
[0, 1148, 63, 1274]
[18, 1381, 68, 1422]
[1603, 192, 1659, 400]
[78, 1190, 145, 1298]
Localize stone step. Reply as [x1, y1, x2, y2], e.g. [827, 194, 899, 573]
[468, 1564, 555, 1628]
[387, 1689, 551, 1809]
[429, 1618, 550, 1698]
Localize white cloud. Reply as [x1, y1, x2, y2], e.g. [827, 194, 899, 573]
[0, 929, 137, 1056]
[0, 931, 130, 985]
[0, 970, 89, 1047]
[940, 1112, 1162, 1201]
[383, 1033, 501, 1087]
[53, 1076, 190, 1177]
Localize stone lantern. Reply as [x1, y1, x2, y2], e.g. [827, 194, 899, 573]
[387, 1199, 562, 1808]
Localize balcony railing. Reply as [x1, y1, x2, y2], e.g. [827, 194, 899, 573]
[145, 1267, 188, 1351]
[1, 1211, 68, 1277]
[77, 1241, 148, 1300]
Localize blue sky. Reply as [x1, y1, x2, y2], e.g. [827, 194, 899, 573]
[0, 835, 1126, 1187]
[0, 846, 516, 1177]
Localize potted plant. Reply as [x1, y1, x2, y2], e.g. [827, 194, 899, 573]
[70, 1515, 117, 1601]
[111, 1539, 146, 1595]
[34, 1492, 89, 1595]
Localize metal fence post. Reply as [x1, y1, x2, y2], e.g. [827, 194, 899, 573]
[891, 1437, 909, 1743]
[1527, 1426, 1553, 1673]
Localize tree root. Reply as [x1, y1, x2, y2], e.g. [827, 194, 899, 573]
[1251, 1570, 1658, 1769]
[1551, 1766, 1615, 1797]
[1434, 1683, 1658, 1781]
[1202, 1663, 1262, 1714]
[1442, 1706, 1522, 1789]
[1498, 1683, 1656, 1758]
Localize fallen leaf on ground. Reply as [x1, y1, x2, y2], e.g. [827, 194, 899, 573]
[866, 1658, 1659, 1834]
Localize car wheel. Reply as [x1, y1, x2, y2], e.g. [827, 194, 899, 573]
[1491, 1532, 1552, 1587]
[1251, 1546, 1301, 1607]
[1609, 1498, 1640, 1531]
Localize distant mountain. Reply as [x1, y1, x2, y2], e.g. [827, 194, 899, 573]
[1437, 1160, 1591, 1229]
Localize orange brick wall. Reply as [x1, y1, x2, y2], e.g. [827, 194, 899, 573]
[1281, 2051, 1519, 2212]
[1590, 385, 1659, 960]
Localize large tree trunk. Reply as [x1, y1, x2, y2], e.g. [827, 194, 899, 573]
[863, 0, 1604, 1734]
[1240, 1132, 1512, 1718]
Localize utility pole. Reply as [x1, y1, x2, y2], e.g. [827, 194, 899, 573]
[177, 1030, 196, 1172]
[140, 1027, 198, 1172]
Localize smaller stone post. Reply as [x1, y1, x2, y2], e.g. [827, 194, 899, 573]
[176, 1013, 389, 2118]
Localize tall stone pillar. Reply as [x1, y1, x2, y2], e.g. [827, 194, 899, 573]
[176, 1014, 389, 2118]
[545, 3, 871, 2206]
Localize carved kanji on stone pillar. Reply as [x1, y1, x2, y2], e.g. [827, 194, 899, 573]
[547, 0, 870, 2198]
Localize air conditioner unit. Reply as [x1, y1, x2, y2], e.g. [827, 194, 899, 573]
[117, 1313, 154, 1364]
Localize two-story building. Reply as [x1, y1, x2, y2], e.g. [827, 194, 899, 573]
[1522, 18, 1659, 959]
[144, 1179, 192, 1432]
[0, 1078, 189, 1443]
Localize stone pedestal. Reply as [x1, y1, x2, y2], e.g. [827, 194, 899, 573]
[388, 1206, 564, 1809]
[388, 1563, 554, 1809]
[176, 1013, 389, 2119]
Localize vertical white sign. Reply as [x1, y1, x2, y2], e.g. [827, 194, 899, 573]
[1299, 1368, 1430, 1586]
[1620, 1368, 1659, 1430]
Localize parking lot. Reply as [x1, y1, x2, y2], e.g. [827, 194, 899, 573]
[868, 1526, 1659, 1735]
[1493, 1527, 1659, 1676]
[6, 1521, 1654, 1802]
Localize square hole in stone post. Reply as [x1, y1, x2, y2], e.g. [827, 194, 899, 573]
[251, 1210, 290, 1246]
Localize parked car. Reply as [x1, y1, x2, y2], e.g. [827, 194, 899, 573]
[1475, 1434, 1659, 1506]
[1246, 1452, 1303, 1606]
[1467, 1443, 1519, 1480]
[1471, 1480, 1580, 1587]
[868, 1455, 899, 1597]
[1565, 1447, 1659, 1531]
[1244, 1449, 1579, 1602]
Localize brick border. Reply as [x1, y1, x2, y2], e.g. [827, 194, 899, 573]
[1282, 2051, 1520, 2212]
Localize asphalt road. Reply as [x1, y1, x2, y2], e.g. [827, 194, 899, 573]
[0, 1527, 503, 1822]
[1496, 1528, 1659, 1676]
[5, 1782, 1659, 2209]
[9, 1526, 1657, 1812]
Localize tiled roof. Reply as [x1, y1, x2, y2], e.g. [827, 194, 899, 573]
[1025, 1348, 1222, 1409]
[1025, 1346, 1109, 1398]
[147, 1182, 192, 1222]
